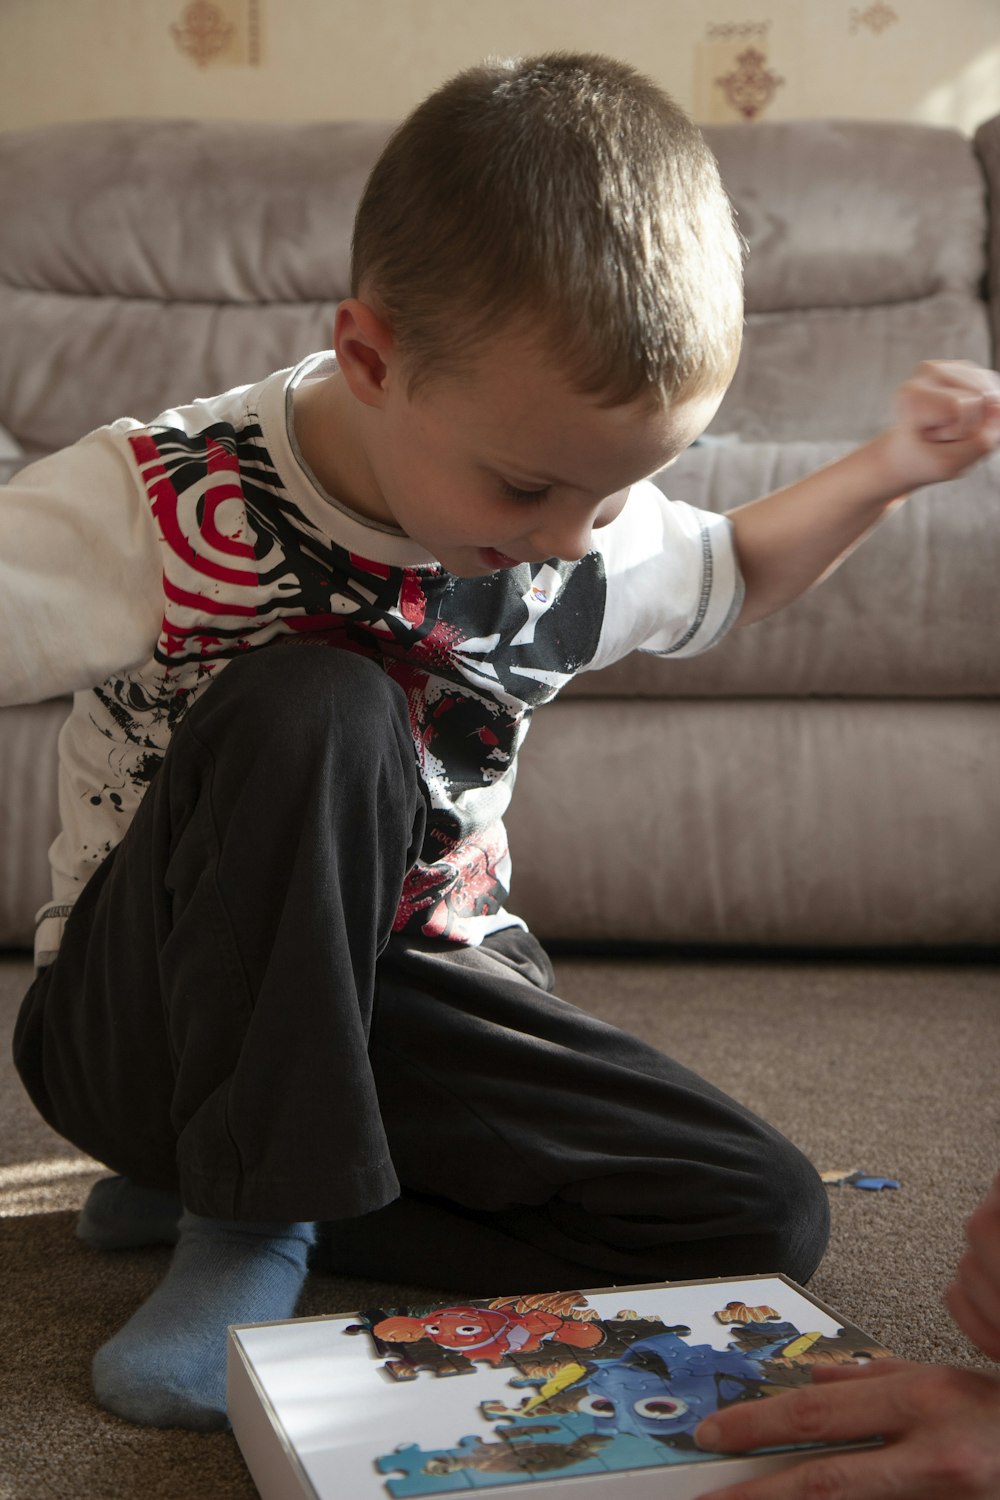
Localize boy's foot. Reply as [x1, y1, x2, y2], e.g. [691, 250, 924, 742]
[91, 1212, 315, 1430]
[77, 1175, 182, 1250]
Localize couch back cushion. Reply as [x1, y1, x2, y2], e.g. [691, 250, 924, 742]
[0, 116, 993, 463]
[703, 119, 993, 441]
[0, 118, 392, 463]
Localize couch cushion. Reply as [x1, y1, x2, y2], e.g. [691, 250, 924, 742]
[506, 697, 1000, 947]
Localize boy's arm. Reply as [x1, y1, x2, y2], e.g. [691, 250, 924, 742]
[0, 427, 162, 705]
[728, 362, 1000, 627]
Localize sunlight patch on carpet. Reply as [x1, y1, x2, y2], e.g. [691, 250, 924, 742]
[0, 1155, 103, 1216]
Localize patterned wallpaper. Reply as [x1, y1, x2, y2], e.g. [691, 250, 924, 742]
[0, 0, 997, 135]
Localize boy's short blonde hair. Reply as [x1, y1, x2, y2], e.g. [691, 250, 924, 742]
[350, 52, 744, 409]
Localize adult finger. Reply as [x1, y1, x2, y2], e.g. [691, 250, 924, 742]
[694, 1371, 906, 1455]
[944, 1277, 1000, 1361]
[946, 1187, 1000, 1357]
[963, 1177, 1000, 1273]
[808, 1357, 922, 1385]
[693, 1440, 908, 1500]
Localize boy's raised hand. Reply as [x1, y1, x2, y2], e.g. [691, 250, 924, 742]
[876, 359, 1000, 492]
[727, 358, 1000, 627]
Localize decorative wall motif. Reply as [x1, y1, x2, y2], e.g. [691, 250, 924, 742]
[849, 2, 900, 34]
[696, 20, 785, 124]
[706, 21, 771, 42]
[169, 0, 262, 68]
[715, 45, 786, 119]
[171, 1, 232, 65]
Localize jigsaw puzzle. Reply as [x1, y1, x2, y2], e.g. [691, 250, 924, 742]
[227, 1274, 893, 1500]
[364, 1289, 888, 1496]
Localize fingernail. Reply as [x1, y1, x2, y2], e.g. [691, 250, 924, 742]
[695, 1418, 721, 1449]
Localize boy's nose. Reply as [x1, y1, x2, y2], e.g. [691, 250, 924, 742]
[526, 511, 595, 563]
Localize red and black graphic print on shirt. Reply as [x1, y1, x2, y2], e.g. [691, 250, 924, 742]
[89, 417, 607, 943]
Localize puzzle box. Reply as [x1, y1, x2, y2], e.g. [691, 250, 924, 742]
[228, 1273, 888, 1500]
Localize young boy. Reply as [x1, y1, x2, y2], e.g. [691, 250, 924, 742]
[4, 54, 999, 1434]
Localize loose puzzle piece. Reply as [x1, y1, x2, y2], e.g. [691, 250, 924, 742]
[821, 1169, 900, 1191]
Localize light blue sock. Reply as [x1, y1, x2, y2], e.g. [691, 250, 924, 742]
[92, 1211, 315, 1430]
[77, 1175, 182, 1250]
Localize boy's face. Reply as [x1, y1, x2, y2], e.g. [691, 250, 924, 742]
[343, 325, 724, 577]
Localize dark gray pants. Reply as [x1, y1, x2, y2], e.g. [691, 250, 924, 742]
[14, 647, 829, 1291]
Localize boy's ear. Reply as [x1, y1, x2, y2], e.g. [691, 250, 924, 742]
[333, 298, 397, 408]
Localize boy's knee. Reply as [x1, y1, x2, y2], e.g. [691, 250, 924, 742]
[755, 1139, 831, 1284]
[186, 645, 409, 759]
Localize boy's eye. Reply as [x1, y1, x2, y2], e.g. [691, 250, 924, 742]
[499, 479, 552, 503]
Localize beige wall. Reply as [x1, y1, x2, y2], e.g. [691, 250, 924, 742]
[0, 0, 998, 136]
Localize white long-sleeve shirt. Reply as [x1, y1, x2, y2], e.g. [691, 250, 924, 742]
[0, 354, 743, 964]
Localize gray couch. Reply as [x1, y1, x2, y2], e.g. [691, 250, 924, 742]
[2, 114, 999, 951]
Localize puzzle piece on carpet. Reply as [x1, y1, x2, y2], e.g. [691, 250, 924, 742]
[821, 1169, 900, 1191]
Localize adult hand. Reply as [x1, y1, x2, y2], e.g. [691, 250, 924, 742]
[692, 1358, 1000, 1499]
[945, 1169, 1000, 1360]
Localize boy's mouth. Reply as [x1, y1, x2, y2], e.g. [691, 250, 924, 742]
[479, 548, 523, 570]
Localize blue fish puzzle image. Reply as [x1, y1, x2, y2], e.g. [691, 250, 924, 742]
[566, 1329, 766, 1447]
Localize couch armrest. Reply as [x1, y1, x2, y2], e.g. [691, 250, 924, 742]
[974, 112, 1000, 369]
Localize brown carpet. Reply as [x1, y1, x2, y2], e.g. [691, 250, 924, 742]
[1, 951, 998, 1499]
